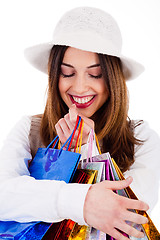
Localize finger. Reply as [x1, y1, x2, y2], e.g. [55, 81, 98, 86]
[103, 177, 133, 190]
[69, 104, 95, 132]
[82, 123, 92, 137]
[123, 198, 149, 212]
[107, 228, 129, 240]
[56, 118, 71, 141]
[123, 209, 148, 224]
[116, 220, 145, 239]
[64, 113, 75, 130]
[78, 114, 95, 144]
[55, 122, 67, 144]
[79, 113, 95, 129]
[59, 118, 71, 139]
[69, 104, 78, 122]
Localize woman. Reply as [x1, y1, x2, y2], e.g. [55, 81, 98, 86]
[0, 6, 159, 240]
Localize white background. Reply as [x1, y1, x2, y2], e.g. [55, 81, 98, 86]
[0, 0, 160, 231]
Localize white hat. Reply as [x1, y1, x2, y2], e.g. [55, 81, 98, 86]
[24, 6, 144, 80]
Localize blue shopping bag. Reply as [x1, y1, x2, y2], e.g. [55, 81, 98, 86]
[29, 116, 82, 182]
[0, 221, 37, 240]
[0, 116, 82, 240]
[29, 136, 81, 182]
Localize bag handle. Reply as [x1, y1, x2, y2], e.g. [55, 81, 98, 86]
[87, 128, 94, 163]
[58, 116, 82, 157]
[74, 118, 84, 153]
[45, 116, 82, 155]
[66, 116, 81, 151]
[45, 135, 59, 153]
[86, 128, 101, 163]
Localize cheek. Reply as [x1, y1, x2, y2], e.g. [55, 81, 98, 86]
[58, 77, 67, 95]
[96, 80, 108, 95]
[97, 81, 109, 102]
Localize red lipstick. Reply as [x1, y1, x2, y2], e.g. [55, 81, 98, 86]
[69, 95, 96, 108]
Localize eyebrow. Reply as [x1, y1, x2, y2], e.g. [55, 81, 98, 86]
[61, 63, 100, 68]
[61, 63, 74, 68]
[87, 64, 100, 69]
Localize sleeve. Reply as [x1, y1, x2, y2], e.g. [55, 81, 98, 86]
[124, 121, 160, 212]
[0, 116, 90, 225]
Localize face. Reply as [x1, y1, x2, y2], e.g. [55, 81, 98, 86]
[59, 47, 109, 117]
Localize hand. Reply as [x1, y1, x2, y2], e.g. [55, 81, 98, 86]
[83, 177, 149, 239]
[55, 104, 94, 147]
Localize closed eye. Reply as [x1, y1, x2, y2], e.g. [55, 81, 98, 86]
[89, 74, 102, 79]
[61, 72, 75, 78]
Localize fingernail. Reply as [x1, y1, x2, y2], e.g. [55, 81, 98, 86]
[140, 232, 145, 238]
[145, 217, 149, 224]
[126, 176, 132, 181]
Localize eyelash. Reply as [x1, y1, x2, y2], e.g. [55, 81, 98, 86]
[90, 74, 102, 79]
[61, 73, 102, 79]
[61, 73, 75, 78]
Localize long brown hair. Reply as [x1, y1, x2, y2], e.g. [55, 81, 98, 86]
[40, 45, 142, 172]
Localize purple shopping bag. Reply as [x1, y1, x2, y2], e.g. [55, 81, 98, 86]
[81, 129, 160, 240]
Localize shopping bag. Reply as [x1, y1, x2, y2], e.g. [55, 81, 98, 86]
[41, 122, 97, 240]
[111, 158, 160, 240]
[81, 161, 105, 183]
[41, 169, 98, 240]
[81, 128, 160, 240]
[67, 169, 98, 240]
[0, 116, 83, 240]
[16, 116, 85, 240]
[29, 116, 82, 182]
[64, 169, 97, 240]
[0, 221, 38, 240]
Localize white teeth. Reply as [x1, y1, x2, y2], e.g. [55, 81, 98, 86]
[72, 96, 94, 104]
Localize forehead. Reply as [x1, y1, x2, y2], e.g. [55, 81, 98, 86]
[62, 47, 99, 66]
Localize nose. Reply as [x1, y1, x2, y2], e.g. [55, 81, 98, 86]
[72, 74, 89, 94]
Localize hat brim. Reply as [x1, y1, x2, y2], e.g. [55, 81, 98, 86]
[24, 43, 144, 80]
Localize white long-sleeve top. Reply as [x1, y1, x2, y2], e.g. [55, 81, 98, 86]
[0, 116, 159, 225]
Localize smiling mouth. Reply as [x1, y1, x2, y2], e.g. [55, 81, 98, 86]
[69, 95, 96, 108]
[72, 95, 94, 103]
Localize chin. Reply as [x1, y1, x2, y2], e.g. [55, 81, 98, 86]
[77, 108, 95, 118]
